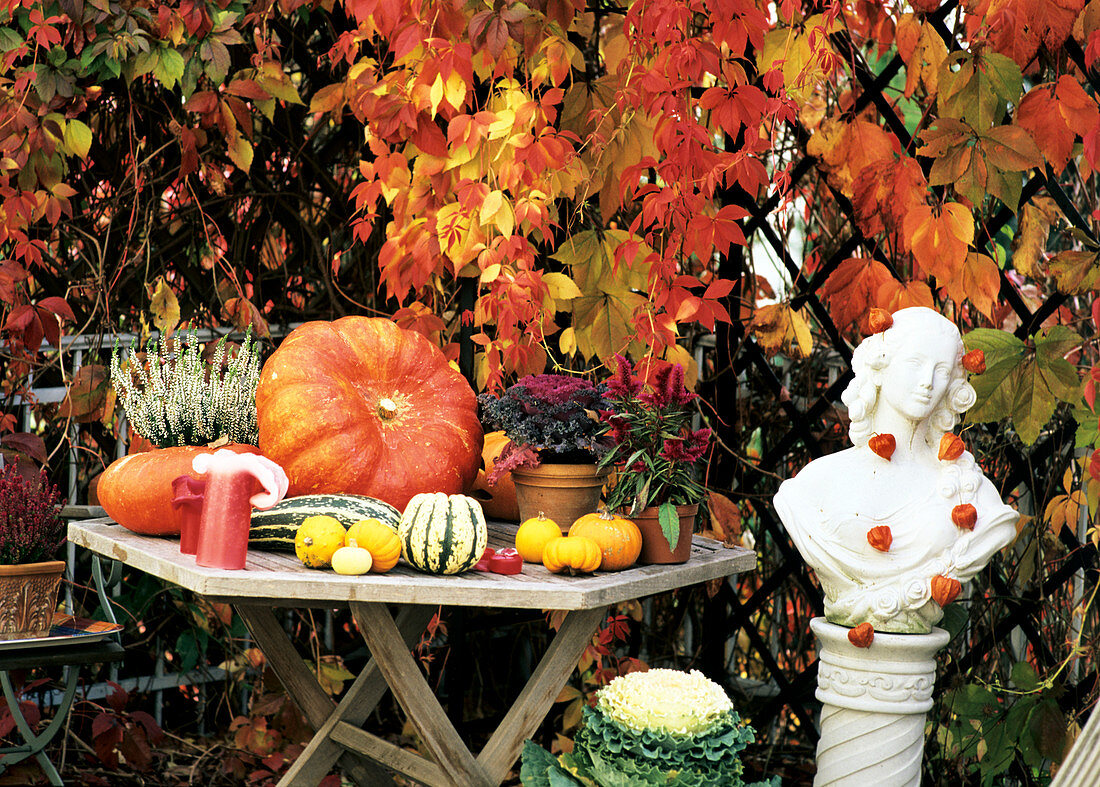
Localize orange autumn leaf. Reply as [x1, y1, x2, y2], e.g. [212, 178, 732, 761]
[851, 156, 929, 245]
[904, 202, 974, 281]
[807, 116, 898, 195]
[941, 251, 1002, 320]
[896, 14, 948, 98]
[1017, 76, 1100, 175]
[876, 278, 935, 315]
[819, 256, 896, 332]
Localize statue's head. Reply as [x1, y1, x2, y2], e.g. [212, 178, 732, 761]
[842, 308, 976, 448]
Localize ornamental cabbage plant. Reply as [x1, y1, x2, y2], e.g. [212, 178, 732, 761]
[520, 669, 779, 786]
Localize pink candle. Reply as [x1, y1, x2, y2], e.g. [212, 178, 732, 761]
[191, 450, 288, 570]
[172, 475, 207, 555]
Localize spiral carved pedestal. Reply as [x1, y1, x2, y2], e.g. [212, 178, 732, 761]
[811, 618, 949, 787]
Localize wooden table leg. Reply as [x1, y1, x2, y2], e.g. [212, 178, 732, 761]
[235, 605, 390, 787]
[278, 604, 436, 786]
[351, 601, 496, 787]
[477, 605, 608, 782]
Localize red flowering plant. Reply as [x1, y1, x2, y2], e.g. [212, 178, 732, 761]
[597, 356, 712, 551]
[0, 463, 65, 565]
[478, 375, 615, 483]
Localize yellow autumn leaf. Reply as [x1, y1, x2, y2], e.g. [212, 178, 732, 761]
[558, 326, 577, 357]
[543, 271, 583, 301]
[150, 276, 180, 336]
[1012, 197, 1061, 279]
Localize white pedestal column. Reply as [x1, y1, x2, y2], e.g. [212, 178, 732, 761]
[811, 618, 949, 787]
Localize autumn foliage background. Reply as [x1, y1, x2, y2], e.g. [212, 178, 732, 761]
[2, 0, 1100, 782]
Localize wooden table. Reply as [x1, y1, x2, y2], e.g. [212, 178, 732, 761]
[69, 517, 756, 787]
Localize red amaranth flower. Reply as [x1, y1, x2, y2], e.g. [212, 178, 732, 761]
[606, 354, 643, 400]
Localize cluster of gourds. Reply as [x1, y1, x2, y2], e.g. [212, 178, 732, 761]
[515, 510, 642, 574]
[97, 315, 647, 580]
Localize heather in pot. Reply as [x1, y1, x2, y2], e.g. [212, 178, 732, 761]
[0, 462, 65, 565]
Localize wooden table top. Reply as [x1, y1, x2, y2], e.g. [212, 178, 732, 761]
[68, 518, 757, 611]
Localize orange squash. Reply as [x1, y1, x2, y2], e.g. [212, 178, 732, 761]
[471, 431, 520, 521]
[542, 535, 602, 575]
[255, 317, 483, 511]
[346, 518, 402, 573]
[97, 444, 258, 535]
[568, 510, 641, 571]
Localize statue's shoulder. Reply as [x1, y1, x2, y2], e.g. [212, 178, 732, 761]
[779, 447, 866, 492]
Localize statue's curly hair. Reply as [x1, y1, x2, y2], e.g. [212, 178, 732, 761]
[841, 308, 976, 448]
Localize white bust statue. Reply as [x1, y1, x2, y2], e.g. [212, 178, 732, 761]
[774, 307, 1019, 634]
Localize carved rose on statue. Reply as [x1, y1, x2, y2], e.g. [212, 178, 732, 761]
[774, 307, 1019, 634]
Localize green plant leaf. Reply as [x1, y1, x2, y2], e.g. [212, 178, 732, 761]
[658, 501, 679, 552]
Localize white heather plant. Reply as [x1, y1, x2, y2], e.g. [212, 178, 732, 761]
[110, 329, 261, 448]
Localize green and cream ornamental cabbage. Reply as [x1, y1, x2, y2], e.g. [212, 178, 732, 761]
[521, 669, 779, 787]
[596, 668, 734, 736]
[110, 329, 262, 448]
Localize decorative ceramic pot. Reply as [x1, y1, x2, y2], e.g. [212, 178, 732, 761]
[631, 503, 698, 564]
[0, 560, 65, 639]
[511, 463, 610, 533]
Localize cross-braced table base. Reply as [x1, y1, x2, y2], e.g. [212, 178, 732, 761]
[237, 602, 608, 787]
[0, 640, 124, 786]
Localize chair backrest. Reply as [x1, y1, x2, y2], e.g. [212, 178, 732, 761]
[1050, 704, 1100, 787]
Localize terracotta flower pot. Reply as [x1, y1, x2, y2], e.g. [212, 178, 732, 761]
[511, 463, 610, 533]
[0, 560, 65, 639]
[632, 504, 698, 564]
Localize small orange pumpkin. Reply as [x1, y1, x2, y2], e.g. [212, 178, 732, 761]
[515, 513, 563, 563]
[542, 536, 602, 575]
[346, 518, 402, 573]
[568, 510, 642, 571]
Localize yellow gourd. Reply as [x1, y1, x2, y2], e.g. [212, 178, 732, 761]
[331, 540, 374, 575]
[514, 512, 563, 563]
[346, 518, 402, 573]
[542, 535, 602, 575]
[295, 515, 348, 568]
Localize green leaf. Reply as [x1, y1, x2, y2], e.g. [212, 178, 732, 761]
[658, 502, 679, 552]
[1028, 698, 1065, 761]
[964, 329, 1026, 425]
[1010, 660, 1040, 691]
[1035, 325, 1082, 402]
[63, 119, 93, 159]
[938, 50, 1021, 131]
[154, 48, 186, 90]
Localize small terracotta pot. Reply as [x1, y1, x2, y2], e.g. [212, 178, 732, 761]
[631, 504, 698, 564]
[511, 463, 610, 533]
[0, 560, 65, 639]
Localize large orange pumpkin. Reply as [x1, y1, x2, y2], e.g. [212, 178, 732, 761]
[471, 431, 520, 521]
[255, 317, 483, 511]
[98, 444, 258, 535]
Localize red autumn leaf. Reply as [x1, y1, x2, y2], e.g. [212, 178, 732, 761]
[851, 155, 929, 244]
[875, 278, 935, 317]
[867, 525, 892, 552]
[847, 622, 874, 648]
[952, 503, 978, 531]
[819, 256, 896, 332]
[931, 574, 962, 607]
[939, 433, 965, 461]
[869, 433, 896, 460]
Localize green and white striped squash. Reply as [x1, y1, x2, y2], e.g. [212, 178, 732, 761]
[398, 492, 487, 575]
[249, 494, 400, 552]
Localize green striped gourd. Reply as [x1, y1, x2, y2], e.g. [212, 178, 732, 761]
[398, 492, 487, 575]
[249, 494, 400, 552]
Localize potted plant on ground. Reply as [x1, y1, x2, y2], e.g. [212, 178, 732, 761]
[0, 462, 66, 639]
[520, 668, 777, 786]
[598, 355, 712, 563]
[479, 374, 614, 530]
